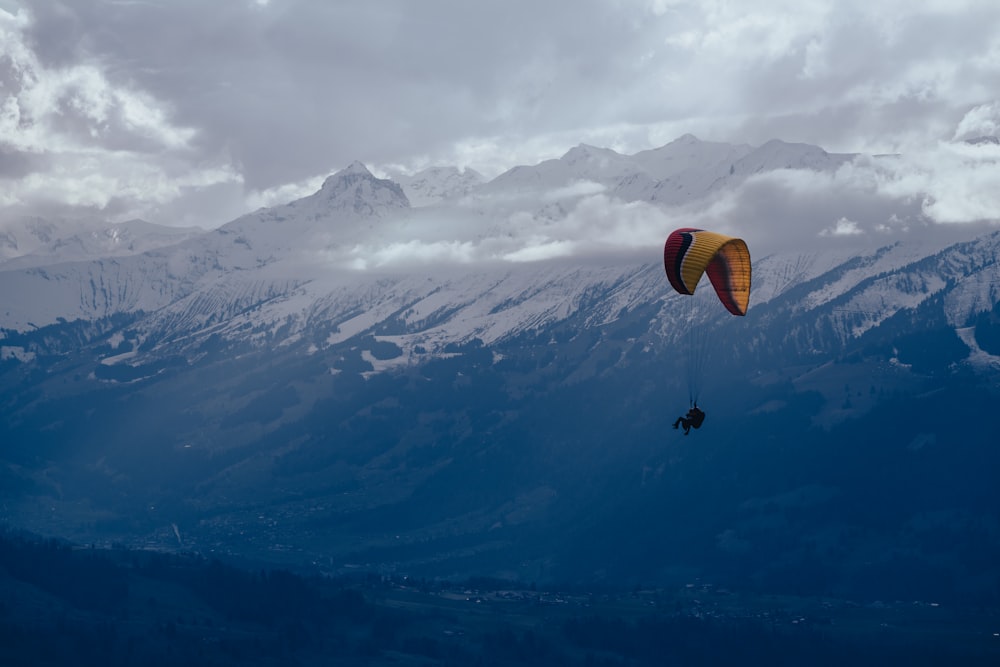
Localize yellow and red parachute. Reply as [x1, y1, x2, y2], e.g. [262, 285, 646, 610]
[663, 228, 751, 316]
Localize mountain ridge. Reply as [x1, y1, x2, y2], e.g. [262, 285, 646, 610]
[0, 134, 996, 379]
[0, 135, 998, 594]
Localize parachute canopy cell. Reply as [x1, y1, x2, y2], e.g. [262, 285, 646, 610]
[663, 228, 751, 316]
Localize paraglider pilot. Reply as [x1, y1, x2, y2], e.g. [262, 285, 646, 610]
[673, 404, 705, 435]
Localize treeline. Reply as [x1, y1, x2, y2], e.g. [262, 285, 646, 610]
[2, 528, 998, 666]
[0, 529, 129, 612]
[0, 528, 521, 665]
[0, 528, 402, 665]
[559, 614, 998, 667]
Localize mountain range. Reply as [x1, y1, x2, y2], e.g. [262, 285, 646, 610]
[1, 134, 999, 602]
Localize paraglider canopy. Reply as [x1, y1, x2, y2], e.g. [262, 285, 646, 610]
[663, 228, 751, 316]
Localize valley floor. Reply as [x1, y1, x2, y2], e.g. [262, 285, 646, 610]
[2, 530, 998, 666]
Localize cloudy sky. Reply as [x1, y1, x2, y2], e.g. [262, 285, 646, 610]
[1, 0, 999, 233]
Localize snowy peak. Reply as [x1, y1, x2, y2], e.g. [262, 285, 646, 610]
[735, 139, 853, 174]
[231, 160, 410, 230]
[214, 160, 411, 236]
[482, 134, 856, 207]
[487, 144, 636, 192]
[390, 166, 485, 206]
[655, 133, 714, 154]
[200, 161, 412, 270]
[313, 161, 410, 217]
[484, 134, 852, 207]
[0, 216, 62, 261]
[560, 143, 621, 165]
[677, 138, 858, 201]
[628, 134, 754, 203]
[632, 134, 752, 178]
[0, 216, 205, 269]
[338, 160, 374, 177]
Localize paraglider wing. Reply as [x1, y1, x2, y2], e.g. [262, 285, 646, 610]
[663, 228, 751, 316]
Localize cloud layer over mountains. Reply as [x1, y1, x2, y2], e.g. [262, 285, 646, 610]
[1, 1, 999, 234]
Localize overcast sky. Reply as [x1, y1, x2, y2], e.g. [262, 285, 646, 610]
[2, 0, 1000, 232]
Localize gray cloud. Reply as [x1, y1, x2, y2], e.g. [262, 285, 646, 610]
[18, 0, 661, 186]
[0, 144, 43, 179]
[1, 0, 999, 231]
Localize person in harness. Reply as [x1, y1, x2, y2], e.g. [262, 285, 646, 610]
[673, 404, 705, 435]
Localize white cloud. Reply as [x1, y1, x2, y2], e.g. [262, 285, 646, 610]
[820, 217, 863, 236]
[502, 239, 579, 263]
[954, 101, 1000, 141]
[0, 5, 239, 225]
[871, 140, 1000, 224]
[542, 181, 607, 202]
[245, 177, 327, 212]
[0, 10, 193, 153]
[351, 239, 481, 269]
[291, 185, 674, 272]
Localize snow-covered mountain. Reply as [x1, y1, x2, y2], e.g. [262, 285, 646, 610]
[0, 216, 62, 261]
[2, 134, 1000, 593]
[487, 143, 643, 194]
[479, 134, 856, 207]
[0, 217, 205, 269]
[0, 135, 996, 371]
[389, 165, 485, 206]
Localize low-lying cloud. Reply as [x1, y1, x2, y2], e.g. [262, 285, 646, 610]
[314, 133, 1000, 272]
